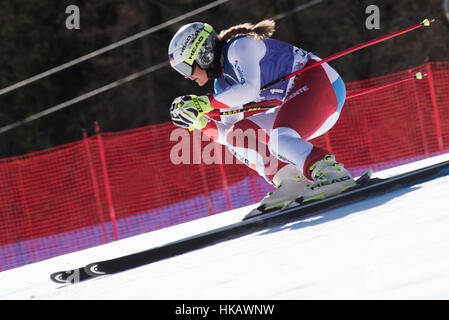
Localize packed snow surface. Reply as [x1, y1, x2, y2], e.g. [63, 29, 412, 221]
[1, 153, 449, 300]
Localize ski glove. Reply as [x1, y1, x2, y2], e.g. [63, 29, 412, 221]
[170, 95, 214, 130]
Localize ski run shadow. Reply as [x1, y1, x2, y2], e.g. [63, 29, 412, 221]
[259, 185, 421, 236]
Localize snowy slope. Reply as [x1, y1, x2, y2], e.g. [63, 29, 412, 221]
[1, 153, 449, 300]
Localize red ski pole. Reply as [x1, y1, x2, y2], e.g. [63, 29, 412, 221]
[231, 73, 427, 115]
[346, 72, 427, 100]
[260, 18, 435, 92]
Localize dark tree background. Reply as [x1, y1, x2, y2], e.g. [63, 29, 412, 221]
[0, 0, 448, 158]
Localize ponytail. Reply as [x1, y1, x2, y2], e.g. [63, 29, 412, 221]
[207, 19, 275, 78]
[217, 19, 276, 43]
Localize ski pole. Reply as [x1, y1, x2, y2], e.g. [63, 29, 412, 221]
[346, 72, 426, 100]
[220, 20, 434, 115]
[229, 72, 427, 115]
[220, 99, 282, 116]
[260, 18, 435, 92]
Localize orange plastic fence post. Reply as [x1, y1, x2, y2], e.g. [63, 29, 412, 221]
[218, 163, 232, 211]
[82, 128, 109, 243]
[95, 123, 119, 241]
[425, 63, 444, 154]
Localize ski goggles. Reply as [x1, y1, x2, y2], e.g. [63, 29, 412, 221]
[170, 24, 213, 77]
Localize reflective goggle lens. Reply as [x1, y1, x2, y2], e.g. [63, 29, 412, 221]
[173, 61, 193, 77]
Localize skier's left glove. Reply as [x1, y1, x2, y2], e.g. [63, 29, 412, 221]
[170, 95, 214, 130]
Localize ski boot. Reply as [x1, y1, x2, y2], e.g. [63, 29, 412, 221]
[301, 155, 357, 203]
[244, 164, 312, 219]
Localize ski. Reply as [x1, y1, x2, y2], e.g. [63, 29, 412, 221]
[50, 159, 449, 285]
[50, 267, 92, 284]
[244, 159, 449, 221]
[242, 169, 376, 221]
[50, 263, 109, 284]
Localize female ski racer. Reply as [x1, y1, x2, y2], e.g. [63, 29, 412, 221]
[168, 19, 356, 214]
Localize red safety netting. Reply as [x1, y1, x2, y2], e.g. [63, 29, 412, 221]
[0, 62, 448, 271]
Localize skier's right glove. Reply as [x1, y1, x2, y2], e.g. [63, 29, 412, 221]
[170, 95, 213, 130]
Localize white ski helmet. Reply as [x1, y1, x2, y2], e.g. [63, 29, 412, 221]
[168, 22, 217, 77]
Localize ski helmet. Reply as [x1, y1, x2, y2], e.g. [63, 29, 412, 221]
[168, 22, 217, 77]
